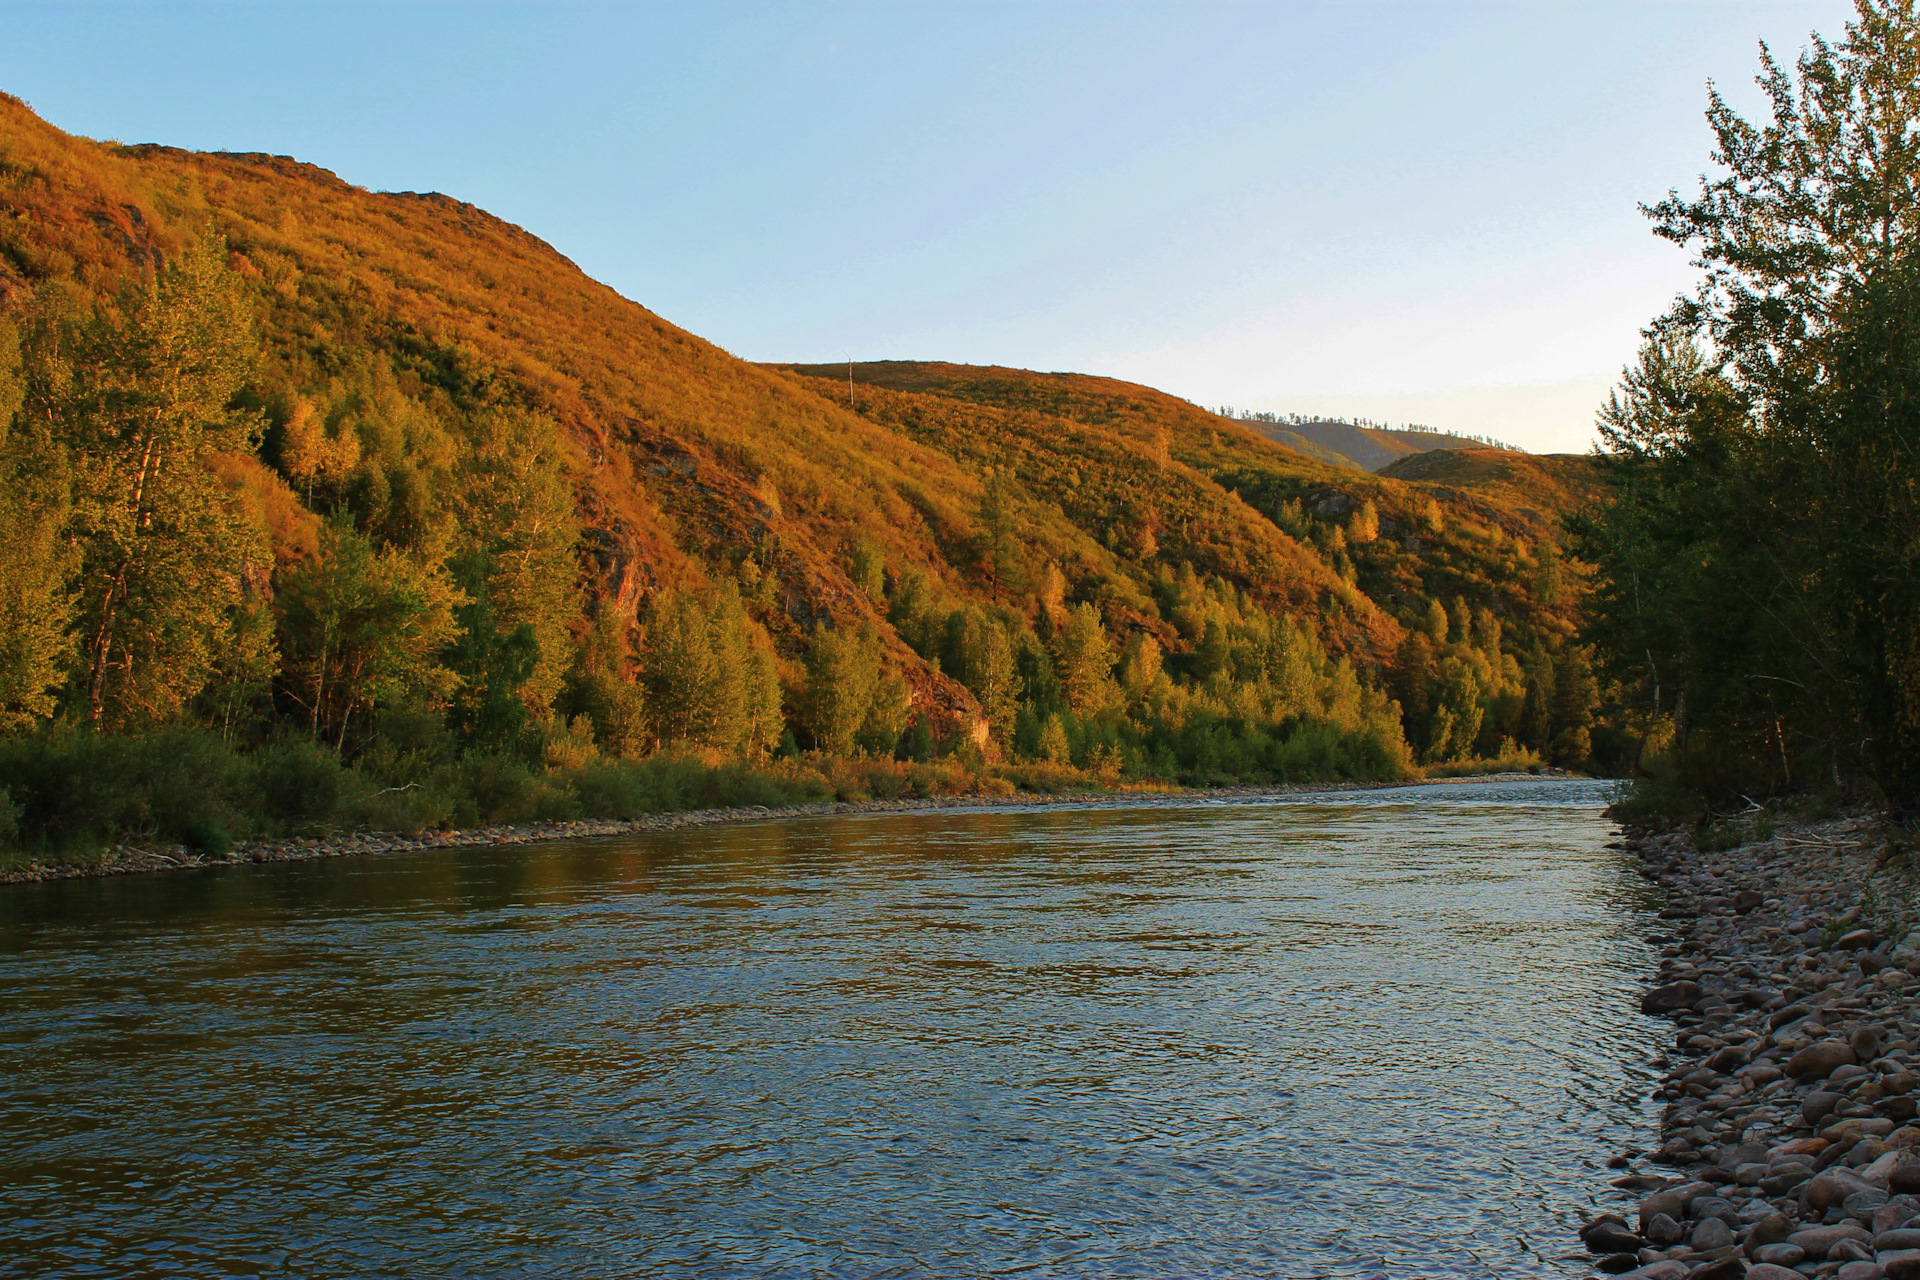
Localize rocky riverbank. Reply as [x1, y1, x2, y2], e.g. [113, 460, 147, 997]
[0, 772, 1551, 886]
[1584, 811, 1920, 1280]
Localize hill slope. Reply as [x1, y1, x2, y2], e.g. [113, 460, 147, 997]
[782, 362, 1588, 647]
[1233, 416, 1516, 472]
[0, 94, 1606, 781]
[1376, 448, 1603, 527]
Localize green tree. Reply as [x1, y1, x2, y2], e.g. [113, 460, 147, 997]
[1119, 632, 1166, 706]
[564, 601, 647, 757]
[276, 516, 464, 748]
[976, 471, 1027, 599]
[942, 607, 1019, 739]
[1392, 631, 1435, 746]
[1036, 713, 1072, 765]
[58, 232, 269, 728]
[639, 584, 781, 755]
[1581, 1, 1920, 802]
[443, 552, 540, 753]
[800, 624, 910, 756]
[1433, 657, 1485, 762]
[1550, 645, 1598, 767]
[1052, 602, 1118, 719]
[1519, 644, 1557, 752]
[849, 538, 886, 602]
[0, 316, 74, 731]
[448, 407, 581, 719]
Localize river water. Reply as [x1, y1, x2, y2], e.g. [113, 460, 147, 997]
[0, 779, 1662, 1278]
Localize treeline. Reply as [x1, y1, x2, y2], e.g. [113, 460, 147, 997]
[1578, 1, 1920, 819]
[1212, 406, 1521, 453]
[0, 231, 1602, 862]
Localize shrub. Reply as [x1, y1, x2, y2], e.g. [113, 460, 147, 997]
[1696, 820, 1744, 853]
[1606, 768, 1706, 830]
[184, 816, 233, 857]
[0, 728, 249, 850]
[249, 737, 351, 832]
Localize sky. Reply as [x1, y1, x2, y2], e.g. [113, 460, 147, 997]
[0, 1, 1860, 453]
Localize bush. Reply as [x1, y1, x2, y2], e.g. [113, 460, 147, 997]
[249, 737, 351, 832]
[450, 754, 577, 827]
[184, 816, 233, 857]
[1606, 772, 1706, 829]
[1695, 820, 1744, 853]
[993, 761, 1091, 794]
[561, 754, 827, 821]
[0, 728, 250, 851]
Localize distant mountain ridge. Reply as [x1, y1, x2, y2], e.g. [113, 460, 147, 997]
[1221, 411, 1522, 473]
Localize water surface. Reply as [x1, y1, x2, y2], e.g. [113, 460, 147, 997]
[0, 779, 1660, 1278]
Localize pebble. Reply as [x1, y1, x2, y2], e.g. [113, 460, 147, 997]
[1586, 807, 1918, 1280]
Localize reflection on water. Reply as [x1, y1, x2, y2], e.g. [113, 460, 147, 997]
[0, 779, 1657, 1278]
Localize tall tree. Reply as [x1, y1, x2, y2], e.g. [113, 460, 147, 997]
[639, 584, 781, 755]
[447, 407, 580, 718]
[56, 231, 268, 729]
[0, 315, 75, 731]
[1583, 1, 1920, 803]
[1051, 602, 1118, 719]
[800, 624, 910, 756]
[276, 517, 464, 748]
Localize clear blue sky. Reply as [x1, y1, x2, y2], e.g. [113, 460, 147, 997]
[0, 1, 1857, 451]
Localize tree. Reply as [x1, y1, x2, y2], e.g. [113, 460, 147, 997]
[1392, 631, 1435, 746]
[1349, 499, 1379, 544]
[0, 316, 74, 731]
[57, 231, 270, 729]
[1036, 714, 1072, 764]
[1582, 2, 1920, 803]
[276, 516, 464, 748]
[639, 584, 781, 755]
[564, 601, 647, 757]
[443, 552, 540, 753]
[1551, 646, 1598, 767]
[1052, 602, 1118, 719]
[447, 407, 580, 719]
[1433, 657, 1485, 763]
[975, 471, 1027, 598]
[942, 607, 1019, 738]
[799, 624, 910, 756]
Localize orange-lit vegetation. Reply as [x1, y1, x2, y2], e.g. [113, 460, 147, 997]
[0, 95, 1609, 859]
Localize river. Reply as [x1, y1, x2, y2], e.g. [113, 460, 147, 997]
[0, 778, 1659, 1278]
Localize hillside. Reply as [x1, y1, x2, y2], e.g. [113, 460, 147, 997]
[1376, 448, 1603, 527]
[781, 362, 1587, 646]
[1233, 416, 1516, 472]
[0, 94, 1617, 817]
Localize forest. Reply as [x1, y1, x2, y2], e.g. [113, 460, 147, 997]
[1577, 0, 1920, 824]
[0, 90, 1609, 866]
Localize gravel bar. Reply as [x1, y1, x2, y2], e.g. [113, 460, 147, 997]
[1582, 813, 1920, 1280]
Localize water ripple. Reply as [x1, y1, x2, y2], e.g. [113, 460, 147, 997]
[0, 779, 1660, 1278]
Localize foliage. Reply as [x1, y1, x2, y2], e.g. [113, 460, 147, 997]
[0, 90, 1638, 853]
[0, 315, 75, 730]
[799, 624, 912, 756]
[48, 231, 268, 729]
[276, 517, 464, 748]
[639, 584, 782, 756]
[1578, 1, 1920, 808]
